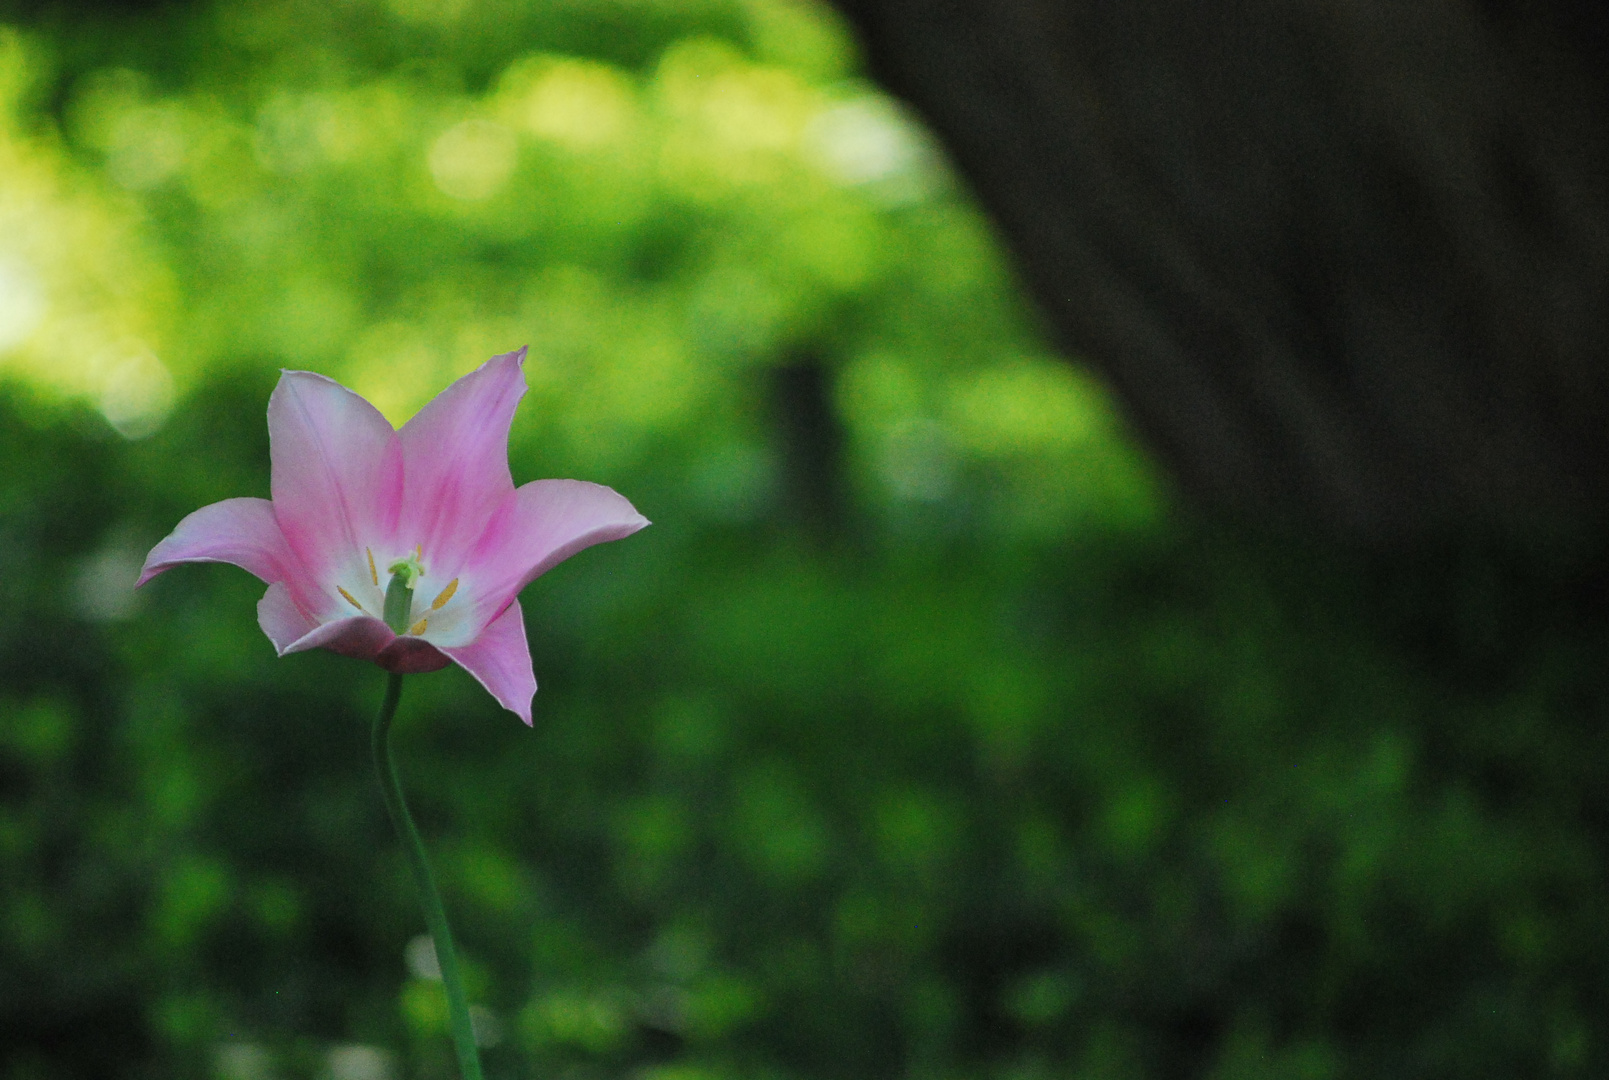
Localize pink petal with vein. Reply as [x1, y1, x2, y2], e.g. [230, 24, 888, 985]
[269, 371, 403, 591]
[397, 348, 526, 574]
[258, 582, 317, 653]
[283, 614, 396, 663]
[442, 599, 537, 724]
[465, 479, 649, 625]
[137, 497, 299, 588]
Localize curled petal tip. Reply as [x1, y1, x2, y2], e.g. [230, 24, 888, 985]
[441, 600, 536, 724]
[138, 497, 297, 591]
[482, 345, 527, 375]
[463, 479, 651, 614]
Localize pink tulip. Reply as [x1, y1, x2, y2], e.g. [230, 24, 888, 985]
[137, 348, 648, 723]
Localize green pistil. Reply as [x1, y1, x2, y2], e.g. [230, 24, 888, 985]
[383, 554, 424, 635]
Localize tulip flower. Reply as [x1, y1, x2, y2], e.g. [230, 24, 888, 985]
[138, 347, 646, 1080]
[137, 347, 648, 723]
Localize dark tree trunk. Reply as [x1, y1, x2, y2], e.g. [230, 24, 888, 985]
[831, 0, 1609, 544]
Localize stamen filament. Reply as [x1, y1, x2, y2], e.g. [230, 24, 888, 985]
[430, 578, 459, 610]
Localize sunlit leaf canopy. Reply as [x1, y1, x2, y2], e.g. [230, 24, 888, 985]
[0, 0, 1157, 534]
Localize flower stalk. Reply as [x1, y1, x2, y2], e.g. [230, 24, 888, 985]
[371, 672, 484, 1080]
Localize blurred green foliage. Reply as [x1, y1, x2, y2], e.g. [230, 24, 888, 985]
[2, 1, 1608, 1078]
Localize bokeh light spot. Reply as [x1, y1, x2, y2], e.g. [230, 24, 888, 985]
[98, 349, 175, 438]
[429, 119, 518, 200]
[0, 254, 46, 351]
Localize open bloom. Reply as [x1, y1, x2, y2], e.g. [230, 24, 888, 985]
[137, 348, 648, 723]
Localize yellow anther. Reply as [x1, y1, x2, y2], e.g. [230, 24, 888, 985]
[367, 548, 378, 586]
[408, 617, 429, 636]
[430, 578, 459, 610]
[337, 586, 365, 611]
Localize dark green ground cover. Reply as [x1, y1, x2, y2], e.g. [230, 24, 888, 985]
[6, 374, 1609, 1079]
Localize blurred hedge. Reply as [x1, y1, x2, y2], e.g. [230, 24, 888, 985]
[2, 1, 1609, 1078]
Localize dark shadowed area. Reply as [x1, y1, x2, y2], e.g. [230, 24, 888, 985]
[839, 0, 1609, 543]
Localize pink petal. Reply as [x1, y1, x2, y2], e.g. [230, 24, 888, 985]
[396, 348, 526, 575]
[377, 636, 453, 674]
[441, 599, 537, 724]
[282, 613, 396, 663]
[257, 582, 317, 653]
[269, 371, 403, 590]
[463, 479, 649, 625]
[263, 586, 449, 672]
[138, 496, 299, 588]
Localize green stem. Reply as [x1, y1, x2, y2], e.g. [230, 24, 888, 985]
[372, 672, 484, 1080]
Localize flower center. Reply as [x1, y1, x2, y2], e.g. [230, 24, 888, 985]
[335, 546, 459, 637]
[383, 553, 424, 634]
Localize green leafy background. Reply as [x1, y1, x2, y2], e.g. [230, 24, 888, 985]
[1, 1, 1606, 1077]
